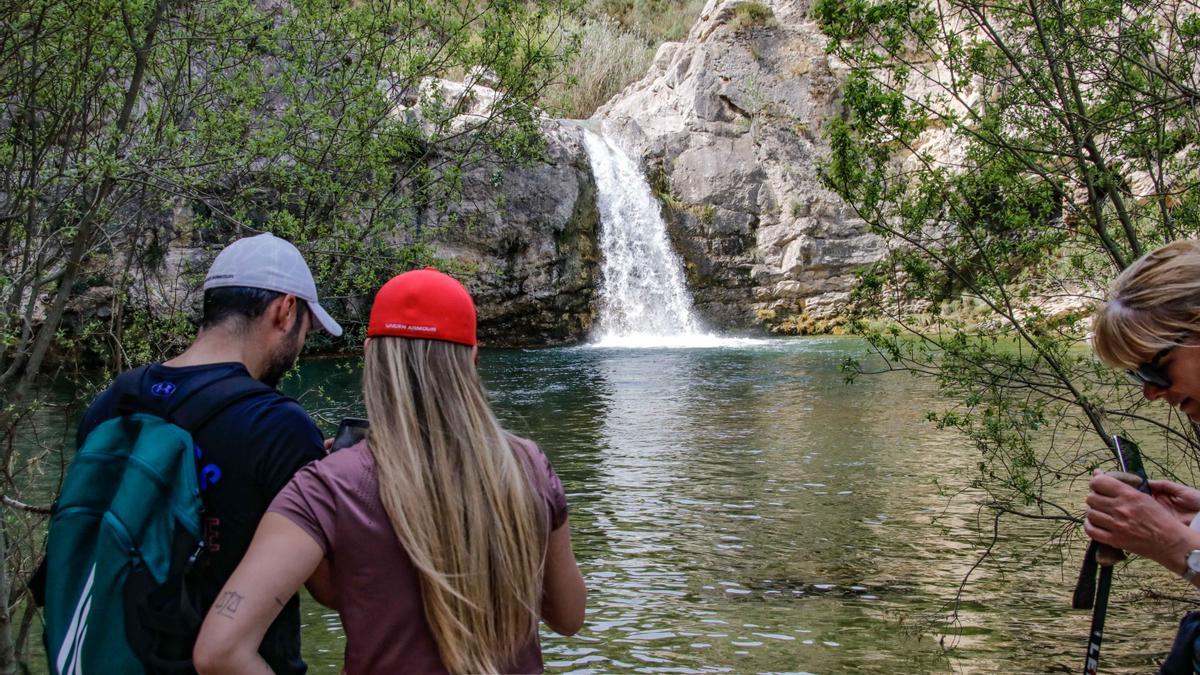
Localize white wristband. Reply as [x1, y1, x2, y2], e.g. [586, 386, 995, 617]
[1182, 514, 1200, 583]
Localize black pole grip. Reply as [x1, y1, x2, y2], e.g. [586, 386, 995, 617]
[1073, 540, 1099, 610]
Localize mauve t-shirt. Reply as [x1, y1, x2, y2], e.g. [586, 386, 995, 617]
[268, 435, 568, 674]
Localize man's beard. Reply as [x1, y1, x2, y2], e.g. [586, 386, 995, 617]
[260, 317, 304, 389]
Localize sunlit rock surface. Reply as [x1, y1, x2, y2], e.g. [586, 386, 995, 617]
[593, 0, 885, 332]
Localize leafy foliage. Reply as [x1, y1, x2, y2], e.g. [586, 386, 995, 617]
[816, 0, 1200, 563]
[540, 0, 705, 117]
[0, 0, 578, 666]
[540, 15, 655, 119]
[585, 0, 707, 43]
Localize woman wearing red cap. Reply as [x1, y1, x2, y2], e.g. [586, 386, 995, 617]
[193, 269, 587, 674]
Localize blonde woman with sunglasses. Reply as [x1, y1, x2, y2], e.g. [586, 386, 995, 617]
[1088, 240, 1200, 589]
[193, 269, 587, 673]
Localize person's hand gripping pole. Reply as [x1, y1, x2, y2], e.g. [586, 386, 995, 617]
[1074, 436, 1151, 675]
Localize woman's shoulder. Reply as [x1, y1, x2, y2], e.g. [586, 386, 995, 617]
[505, 433, 553, 470]
[505, 432, 541, 455]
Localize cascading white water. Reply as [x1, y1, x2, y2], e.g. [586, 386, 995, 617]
[582, 131, 724, 348]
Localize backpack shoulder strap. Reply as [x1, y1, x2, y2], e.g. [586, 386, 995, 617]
[112, 365, 154, 415]
[114, 366, 277, 436]
[167, 374, 276, 435]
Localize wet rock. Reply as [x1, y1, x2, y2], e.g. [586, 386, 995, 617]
[426, 119, 600, 346]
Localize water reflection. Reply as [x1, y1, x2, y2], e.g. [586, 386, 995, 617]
[578, 349, 708, 670]
[290, 338, 1181, 674]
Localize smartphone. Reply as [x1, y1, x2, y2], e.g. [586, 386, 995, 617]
[330, 417, 369, 452]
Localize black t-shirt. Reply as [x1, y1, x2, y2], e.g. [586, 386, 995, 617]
[78, 362, 325, 674]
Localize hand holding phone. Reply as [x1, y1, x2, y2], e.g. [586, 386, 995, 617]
[330, 417, 369, 452]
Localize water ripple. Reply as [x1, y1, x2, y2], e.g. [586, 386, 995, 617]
[293, 339, 1180, 673]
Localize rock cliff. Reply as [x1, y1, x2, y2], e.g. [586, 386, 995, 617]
[71, 90, 601, 350]
[371, 78, 602, 345]
[425, 119, 600, 346]
[594, 0, 882, 332]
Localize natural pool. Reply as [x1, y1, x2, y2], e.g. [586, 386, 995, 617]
[285, 337, 1183, 673]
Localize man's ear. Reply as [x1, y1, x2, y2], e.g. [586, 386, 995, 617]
[268, 294, 298, 332]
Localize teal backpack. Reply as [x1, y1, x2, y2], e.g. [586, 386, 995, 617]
[42, 367, 271, 674]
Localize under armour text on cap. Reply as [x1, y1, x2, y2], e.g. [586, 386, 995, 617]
[203, 232, 343, 337]
[367, 268, 476, 346]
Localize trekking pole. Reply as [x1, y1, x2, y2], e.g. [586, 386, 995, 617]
[1073, 435, 1150, 675]
[1082, 552, 1113, 675]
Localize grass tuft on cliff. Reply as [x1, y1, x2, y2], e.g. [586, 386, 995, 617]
[730, 2, 776, 32]
[542, 17, 655, 119]
[586, 0, 706, 43]
[542, 1, 705, 118]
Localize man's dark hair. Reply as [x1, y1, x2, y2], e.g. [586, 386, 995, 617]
[201, 287, 308, 333]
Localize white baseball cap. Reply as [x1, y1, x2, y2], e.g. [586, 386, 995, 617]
[203, 233, 343, 337]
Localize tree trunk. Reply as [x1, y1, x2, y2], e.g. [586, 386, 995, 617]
[0, 523, 15, 675]
[0, 0, 172, 423]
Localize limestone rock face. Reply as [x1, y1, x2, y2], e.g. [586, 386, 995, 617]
[65, 102, 600, 350]
[427, 119, 600, 346]
[361, 78, 603, 345]
[367, 77, 601, 345]
[594, 0, 883, 331]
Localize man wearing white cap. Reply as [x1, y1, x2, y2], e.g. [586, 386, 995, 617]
[72, 233, 341, 673]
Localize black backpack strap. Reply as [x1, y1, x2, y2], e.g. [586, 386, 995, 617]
[115, 366, 276, 436]
[114, 365, 155, 417]
[165, 374, 275, 435]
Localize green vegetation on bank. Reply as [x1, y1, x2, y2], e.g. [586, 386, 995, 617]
[729, 2, 776, 32]
[542, 16, 656, 118]
[586, 0, 706, 45]
[815, 0, 1200, 600]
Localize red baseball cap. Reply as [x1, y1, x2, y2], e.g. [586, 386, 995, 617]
[367, 268, 477, 346]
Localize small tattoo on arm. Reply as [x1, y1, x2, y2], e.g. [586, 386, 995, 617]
[214, 590, 245, 619]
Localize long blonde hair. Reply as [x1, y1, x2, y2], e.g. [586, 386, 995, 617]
[363, 337, 547, 673]
[1093, 240, 1200, 369]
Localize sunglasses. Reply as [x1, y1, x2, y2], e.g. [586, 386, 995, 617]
[1126, 345, 1176, 389]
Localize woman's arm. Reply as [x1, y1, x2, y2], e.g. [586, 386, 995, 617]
[305, 557, 337, 609]
[193, 513, 324, 674]
[541, 520, 586, 636]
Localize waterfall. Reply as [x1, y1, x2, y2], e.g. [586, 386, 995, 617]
[582, 131, 718, 348]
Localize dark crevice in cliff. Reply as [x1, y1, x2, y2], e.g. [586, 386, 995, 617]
[718, 94, 751, 120]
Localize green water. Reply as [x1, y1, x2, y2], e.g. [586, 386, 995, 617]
[286, 337, 1182, 674]
[16, 337, 1185, 672]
